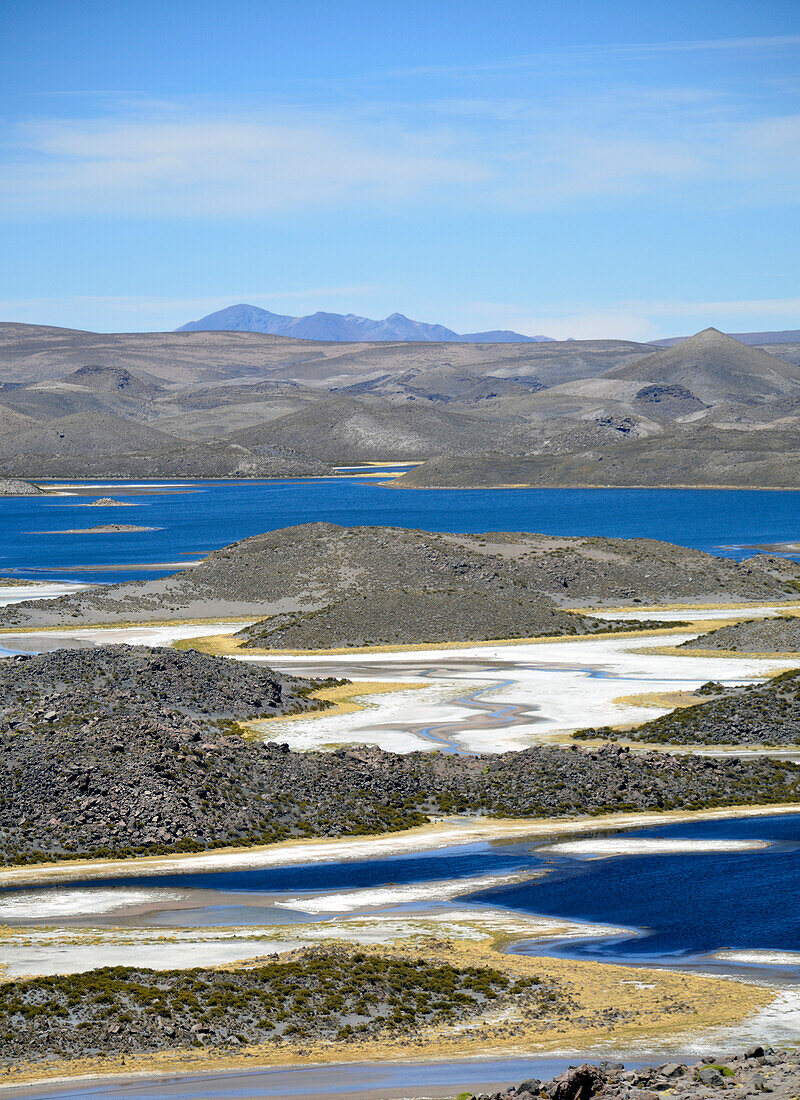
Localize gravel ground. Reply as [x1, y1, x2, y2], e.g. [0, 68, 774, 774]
[1, 713, 799, 863]
[1, 524, 797, 632]
[0, 644, 336, 731]
[682, 616, 800, 654]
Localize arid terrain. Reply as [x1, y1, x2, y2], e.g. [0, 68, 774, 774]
[1, 322, 800, 482]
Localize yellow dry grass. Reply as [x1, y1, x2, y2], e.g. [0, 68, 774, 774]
[0, 938, 772, 1090]
[172, 621, 708, 659]
[240, 680, 427, 736]
[612, 690, 709, 710]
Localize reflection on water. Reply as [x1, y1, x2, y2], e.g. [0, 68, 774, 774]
[3, 1055, 662, 1100]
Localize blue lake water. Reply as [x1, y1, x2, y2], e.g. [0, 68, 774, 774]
[2, 478, 800, 582]
[16, 814, 800, 971]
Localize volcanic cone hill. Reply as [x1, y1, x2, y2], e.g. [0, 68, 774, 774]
[2, 717, 800, 863]
[607, 327, 800, 402]
[0, 524, 796, 635]
[0, 645, 334, 734]
[575, 668, 800, 747]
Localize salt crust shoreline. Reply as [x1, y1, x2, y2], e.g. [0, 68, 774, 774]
[536, 837, 770, 858]
[2, 803, 799, 888]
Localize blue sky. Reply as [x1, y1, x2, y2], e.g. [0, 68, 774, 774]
[1, 0, 799, 339]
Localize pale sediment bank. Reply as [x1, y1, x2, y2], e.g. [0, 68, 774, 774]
[34, 526, 162, 536]
[0, 908, 628, 978]
[2, 803, 799, 888]
[537, 838, 770, 858]
[0, 583, 90, 608]
[252, 631, 796, 754]
[0, 620, 251, 650]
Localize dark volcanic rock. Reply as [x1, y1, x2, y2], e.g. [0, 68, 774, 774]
[681, 615, 800, 655]
[0, 645, 330, 732]
[576, 668, 800, 746]
[1, 523, 796, 634]
[0, 478, 44, 496]
[483, 1049, 798, 1100]
[0, 722, 798, 864]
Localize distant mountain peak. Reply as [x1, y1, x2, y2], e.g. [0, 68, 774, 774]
[177, 304, 552, 344]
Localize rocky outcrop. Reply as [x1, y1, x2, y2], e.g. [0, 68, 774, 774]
[680, 615, 800, 655]
[576, 668, 800, 746]
[0, 524, 795, 632]
[0, 644, 334, 732]
[483, 1047, 790, 1100]
[0, 478, 44, 495]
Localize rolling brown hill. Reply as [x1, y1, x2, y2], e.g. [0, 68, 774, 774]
[0, 323, 798, 482]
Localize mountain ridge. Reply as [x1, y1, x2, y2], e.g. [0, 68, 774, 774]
[176, 303, 553, 343]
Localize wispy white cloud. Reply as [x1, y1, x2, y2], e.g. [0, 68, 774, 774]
[590, 34, 800, 56]
[379, 35, 800, 80]
[0, 83, 799, 217]
[0, 107, 488, 217]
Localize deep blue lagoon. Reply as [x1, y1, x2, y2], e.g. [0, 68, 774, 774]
[2, 477, 800, 582]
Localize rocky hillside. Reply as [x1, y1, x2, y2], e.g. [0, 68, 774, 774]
[0, 478, 44, 495]
[680, 615, 800, 654]
[608, 327, 800, 401]
[393, 428, 800, 489]
[0, 645, 334, 734]
[3, 323, 800, 480]
[237, 589, 669, 649]
[576, 668, 800, 747]
[0, 524, 795, 633]
[0, 718, 798, 864]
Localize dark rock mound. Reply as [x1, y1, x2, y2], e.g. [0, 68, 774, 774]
[576, 667, 800, 746]
[1, 723, 798, 864]
[2, 523, 794, 633]
[0, 478, 44, 496]
[239, 588, 608, 649]
[680, 615, 800, 655]
[0, 644, 331, 733]
[485, 1048, 789, 1100]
